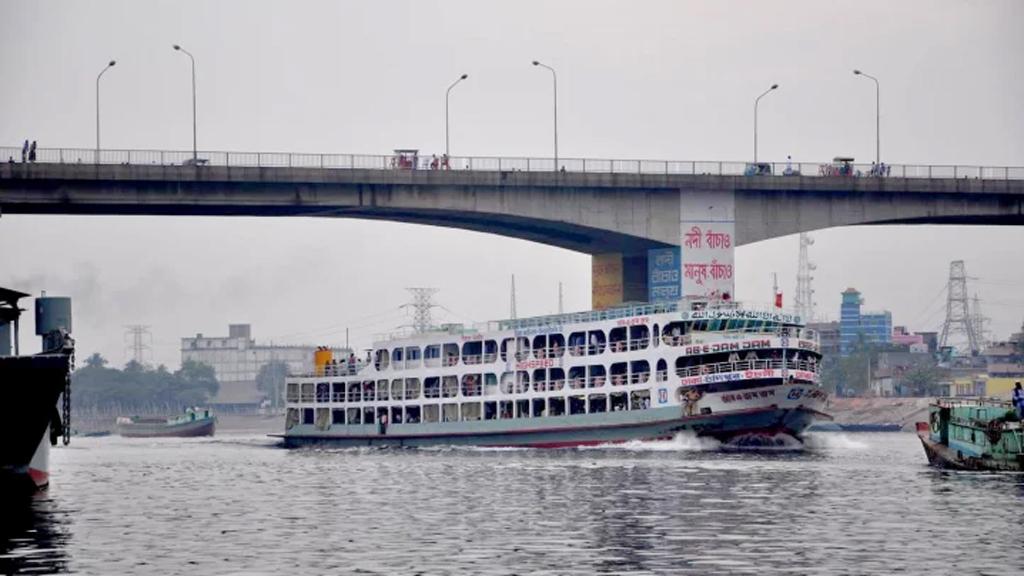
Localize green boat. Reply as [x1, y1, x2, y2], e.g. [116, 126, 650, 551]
[917, 398, 1024, 471]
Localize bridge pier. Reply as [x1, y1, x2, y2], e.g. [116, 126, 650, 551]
[591, 252, 649, 309]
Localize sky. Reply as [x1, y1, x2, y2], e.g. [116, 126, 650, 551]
[1, 0, 1022, 367]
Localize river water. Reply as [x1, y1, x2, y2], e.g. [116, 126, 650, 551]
[3, 432, 1023, 575]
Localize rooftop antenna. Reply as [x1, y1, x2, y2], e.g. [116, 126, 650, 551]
[510, 274, 518, 320]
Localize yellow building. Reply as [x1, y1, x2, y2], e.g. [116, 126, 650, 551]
[986, 377, 1022, 400]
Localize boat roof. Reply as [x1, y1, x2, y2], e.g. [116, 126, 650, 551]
[0, 287, 30, 307]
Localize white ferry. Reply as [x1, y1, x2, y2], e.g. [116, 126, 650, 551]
[282, 301, 829, 448]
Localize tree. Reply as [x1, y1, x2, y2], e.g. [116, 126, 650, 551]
[256, 360, 290, 407]
[71, 355, 221, 412]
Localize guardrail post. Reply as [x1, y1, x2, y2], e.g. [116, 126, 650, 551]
[636, 160, 641, 174]
[954, 166, 958, 179]
[928, 165, 932, 178]
[258, 153, 262, 168]
[226, 152, 230, 167]
[498, 158, 502, 171]
[320, 154, 324, 169]
[526, 158, 529, 172]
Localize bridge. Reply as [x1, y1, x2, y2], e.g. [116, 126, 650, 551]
[2, 146, 1023, 307]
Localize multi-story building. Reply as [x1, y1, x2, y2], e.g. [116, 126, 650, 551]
[808, 321, 841, 357]
[839, 288, 892, 355]
[181, 324, 350, 409]
[982, 319, 1024, 398]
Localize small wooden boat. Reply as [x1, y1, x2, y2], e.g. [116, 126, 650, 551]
[117, 407, 216, 438]
[917, 398, 1024, 471]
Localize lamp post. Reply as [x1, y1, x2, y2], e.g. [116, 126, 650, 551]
[95, 60, 116, 163]
[532, 60, 558, 171]
[445, 73, 468, 157]
[853, 69, 880, 164]
[753, 83, 778, 165]
[173, 44, 198, 162]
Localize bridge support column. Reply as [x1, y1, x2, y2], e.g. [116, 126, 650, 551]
[591, 252, 648, 310]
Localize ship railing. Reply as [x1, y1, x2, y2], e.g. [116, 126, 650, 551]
[935, 396, 1014, 408]
[299, 392, 314, 402]
[676, 359, 819, 379]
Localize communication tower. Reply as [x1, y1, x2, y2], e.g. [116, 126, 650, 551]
[403, 288, 439, 333]
[938, 260, 981, 355]
[794, 233, 816, 321]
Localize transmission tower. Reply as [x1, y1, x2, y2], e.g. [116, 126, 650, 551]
[123, 324, 152, 365]
[403, 288, 439, 333]
[971, 293, 989, 349]
[938, 260, 981, 355]
[794, 233, 817, 321]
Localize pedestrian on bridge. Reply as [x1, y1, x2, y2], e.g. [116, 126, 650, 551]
[21, 140, 28, 162]
[28, 140, 37, 163]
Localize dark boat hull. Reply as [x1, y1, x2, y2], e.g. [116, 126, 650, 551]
[917, 429, 1024, 472]
[0, 353, 71, 491]
[118, 418, 216, 438]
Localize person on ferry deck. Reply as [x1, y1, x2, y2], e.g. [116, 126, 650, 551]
[1012, 382, 1024, 420]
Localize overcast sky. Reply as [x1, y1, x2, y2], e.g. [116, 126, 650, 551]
[2, 0, 1022, 366]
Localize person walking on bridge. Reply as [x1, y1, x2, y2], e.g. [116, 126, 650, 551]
[28, 140, 37, 163]
[21, 140, 28, 162]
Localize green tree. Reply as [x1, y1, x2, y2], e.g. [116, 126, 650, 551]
[256, 360, 290, 407]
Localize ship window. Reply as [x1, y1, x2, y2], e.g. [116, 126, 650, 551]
[484, 401, 498, 420]
[316, 382, 330, 402]
[423, 404, 440, 423]
[405, 378, 421, 400]
[587, 331, 606, 355]
[515, 399, 530, 419]
[656, 359, 668, 382]
[424, 377, 441, 398]
[588, 365, 606, 388]
[693, 320, 708, 332]
[532, 335, 548, 359]
[315, 408, 330, 429]
[663, 322, 687, 345]
[424, 345, 441, 368]
[391, 379, 403, 400]
[347, 407, 361, 424]
[462, 374, 482, 396]
[404, 405, 421, 424]
[609, 327, 627, 353]
[532, 369, 548, 392]
[347, 382, 362, 402]
[631, 361, 651, 385]
[500, 338, 514, 362]
[483, 340, 498, 363]
[652, 324, 660, 348]
[532, 398, 546, 417]
[442, 403, 459, 423]
[442, 375, 458, 398]
[287, 382, 299, 402]
[629, 325, 650, 350]
[391, 348, 404, 370]
[484, 373, 499, 396]
[461, 402, 482, 421]
[549, 397, 566, 416]
[568, 395, 586, 415]
[499, 400, 513, 419]
[301, 382, 314, 402]
[377, 407, 389, 424]
[568, 332, 586, 356]
[363, 380, 376, 402]
[462, 341, 483, 365]
[630, 390, 651, 410]
[549, 334, 565, 358]
[405, 347, 421, 368]
[611, 362, 628, 386]
[569, 366, 586, 390]
[442, 343, 460, 367]
[549, 368, 565, 391]
[390, 406, 403, 424]
[302, 408, 315, 425]
[515, 337, 531, 362]
[500, 372, 515, 394]
[377, 379, 390, 401]
[332, 382, 346, 402]
[610, 392, 628, 411]
[363, 407, 375, 424]
[588, 394, 608, 413]
[286, 408, 299, 429]
[515, 371, 530, 393]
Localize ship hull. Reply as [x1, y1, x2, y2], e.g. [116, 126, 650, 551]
[0, 354, 70, 492]
[917, 429, 1024, 472]
[118, 418, 216, 438]
[282, 405, 823, 449]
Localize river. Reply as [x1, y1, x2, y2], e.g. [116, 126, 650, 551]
[3, 432, 1023, 575]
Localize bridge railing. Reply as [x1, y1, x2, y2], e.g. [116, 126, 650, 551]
[3, 146, 1023, 180]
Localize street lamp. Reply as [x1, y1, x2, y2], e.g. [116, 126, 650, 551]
[173, 44, 198, 162]
[445, 73, 468, 157]
[532, 60, 558, 171]
[96, 60, 116, 162]
[753, 83, 778, 165]
[853, 69, 880, 164]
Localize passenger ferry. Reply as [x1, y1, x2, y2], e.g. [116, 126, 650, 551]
[282, 300, 830, 448]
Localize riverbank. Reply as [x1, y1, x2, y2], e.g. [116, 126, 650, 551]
[825, 397, 931, 431]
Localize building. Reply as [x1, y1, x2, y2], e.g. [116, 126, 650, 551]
[808, 321, 841, 357]
[892, 326, 925, 348]
[982, 319, 1024, 399]
[839, 288, 892, 355]
[181, 324, 350, 409]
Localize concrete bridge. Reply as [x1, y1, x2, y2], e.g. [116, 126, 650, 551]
[2, 147, 1022, 306]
